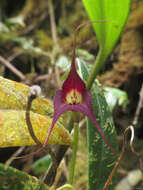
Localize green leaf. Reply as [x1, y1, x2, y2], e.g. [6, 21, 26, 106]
[104, 87, 128, 111]
[0, 76, 72, 147]
[33, 155, 52, 175]
[78, 59, 118, 190]
[82, 0, 131, 90]
[0, 163, 49, 190]
[82, 0, 130, 60]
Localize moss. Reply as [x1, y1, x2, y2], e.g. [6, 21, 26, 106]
[35, 30, 54, 50]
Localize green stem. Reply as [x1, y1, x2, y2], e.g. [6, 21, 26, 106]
[67, 117, 74, 133]
[69, 122, 79, 185]
[86, 47, 106, 90]
[56, 184, 73, 190]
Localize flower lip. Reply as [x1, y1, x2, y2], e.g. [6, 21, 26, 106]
[64, 88, 83, 104]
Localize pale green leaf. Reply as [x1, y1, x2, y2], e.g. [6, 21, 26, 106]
[82, 0, 130, 60]
[104, 87, 128, 111]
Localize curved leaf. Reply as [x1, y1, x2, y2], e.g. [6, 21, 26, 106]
[0, 77, 72, 147]
[0, 76, 54, 117]
[0, 163, 49, 190]
[82, 0, 130, 60]
[0, 110, 72, 147]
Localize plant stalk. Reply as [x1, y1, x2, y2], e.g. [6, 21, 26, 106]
[69, 122, 79, 185]
[86, 47, 106, 90]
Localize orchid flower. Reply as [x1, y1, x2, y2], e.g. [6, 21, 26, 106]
[41, 21, 115, 153]
[43, 49, 114, 153]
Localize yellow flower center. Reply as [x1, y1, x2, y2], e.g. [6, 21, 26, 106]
[65, 89, 82, 104]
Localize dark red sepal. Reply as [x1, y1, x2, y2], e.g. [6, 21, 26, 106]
[62, 59, 86, 103]
[43, 90, 114, 153]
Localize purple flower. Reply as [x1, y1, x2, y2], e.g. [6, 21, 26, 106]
[44, 54, 114, 153]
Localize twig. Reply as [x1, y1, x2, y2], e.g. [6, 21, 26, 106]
[51, 159, 68, 188]
[25, 86, 58, 185]
[69, 122, 79, 185]
[55, 66, 62, 88]
[104, 126, 135, 190]
[5, 147, 25, 168]
[0, 55, 26, 81]
[26, 86, 42, 145]
[34, 74, 51, 82]
[48, 0, 62, 88]
[128, 125, 143, 170]
[133, 83, 143, 126]
[45, 145, 69, 186]
[48, 0, 57, 44]
[7, 50, 23, 62]
[44, 118, 74, 186]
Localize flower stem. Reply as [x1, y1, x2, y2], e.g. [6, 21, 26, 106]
[69, 122, 79, 185]
[86, 47, 106, 90]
